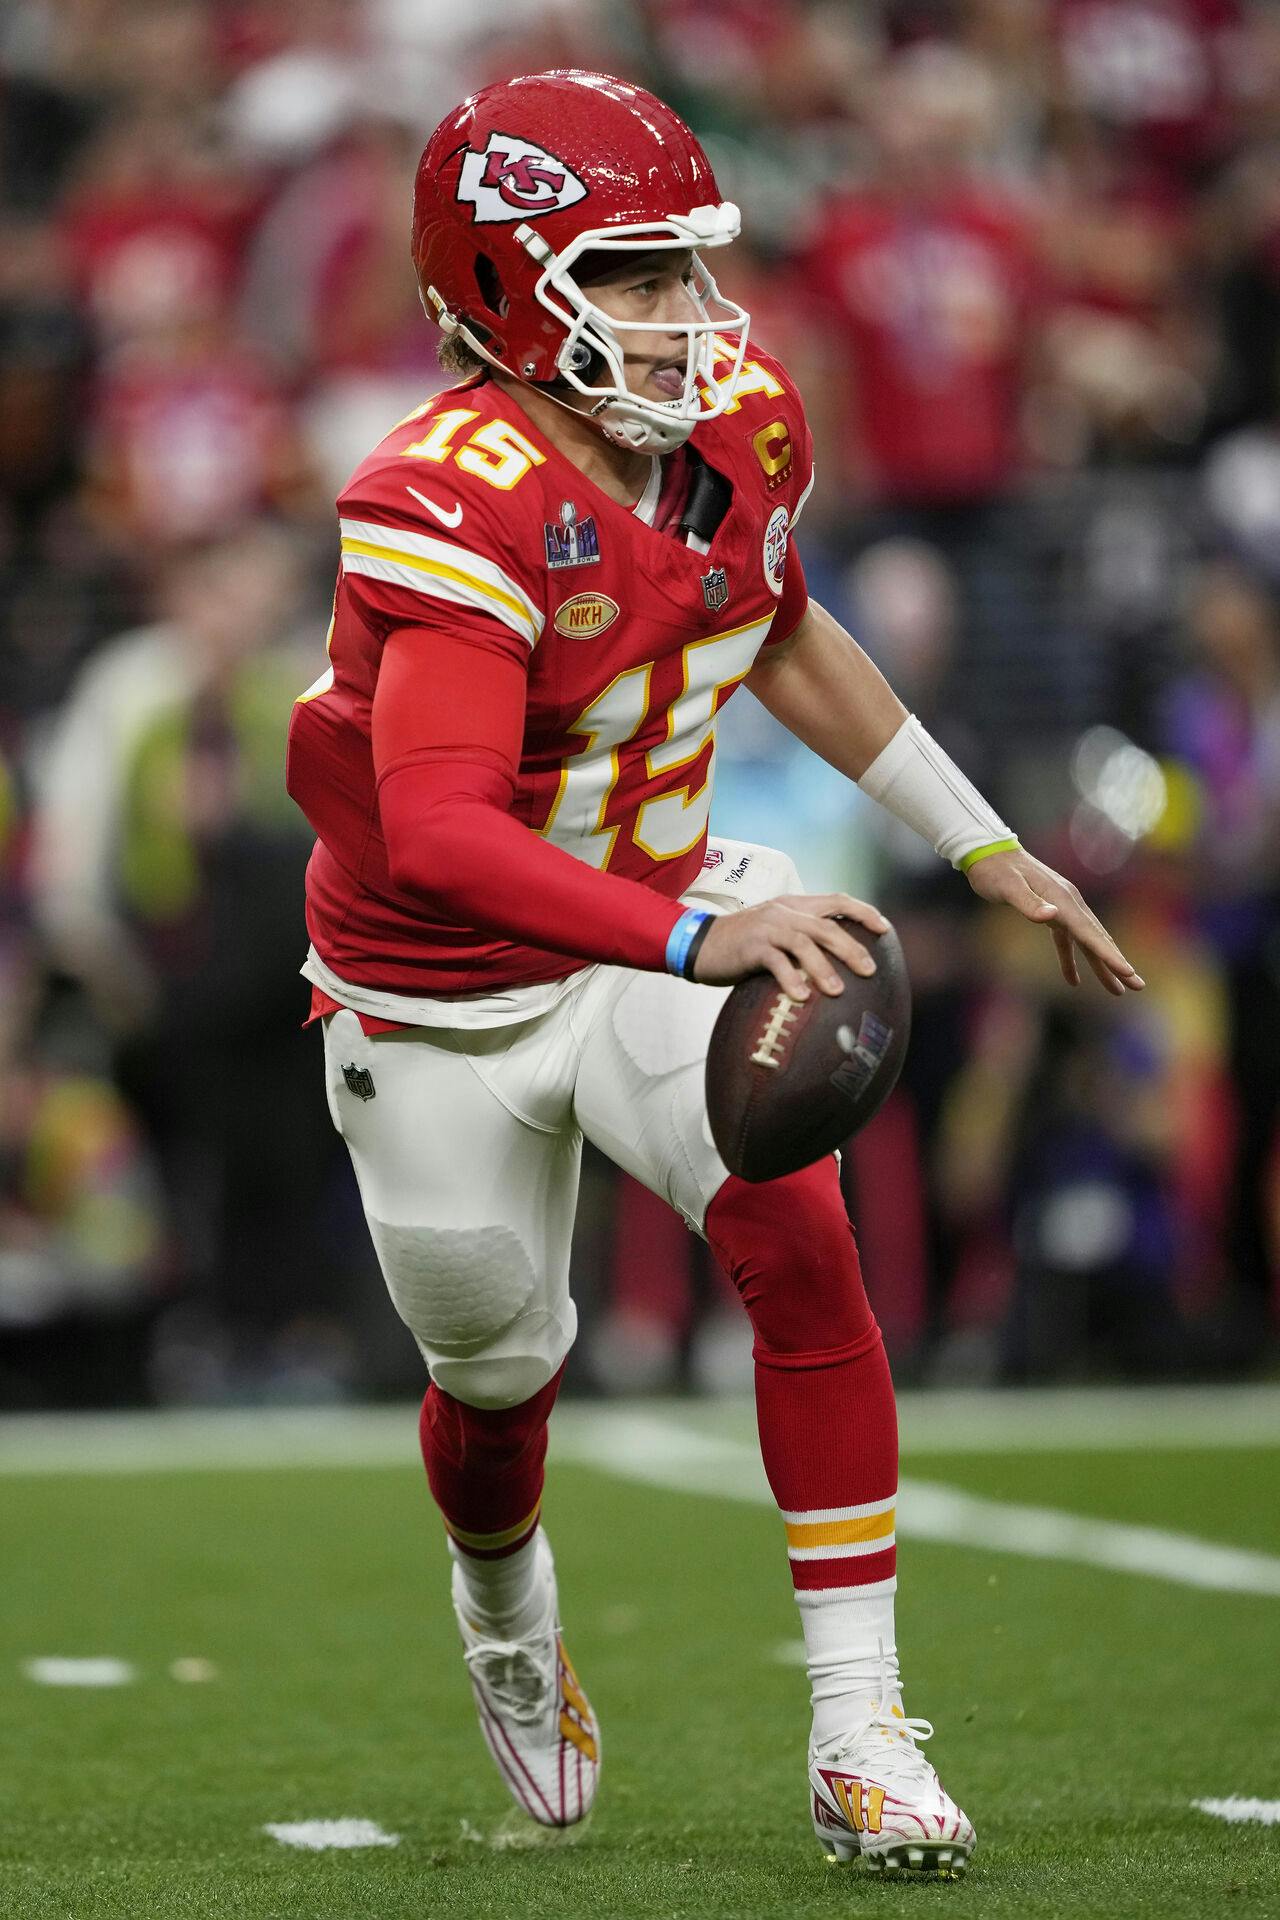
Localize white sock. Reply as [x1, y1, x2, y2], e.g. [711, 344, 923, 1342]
[797, 1581, 902, 1750]
[450, 1528, 552, 1641]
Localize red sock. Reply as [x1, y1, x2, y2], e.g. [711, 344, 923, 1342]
[705, 1163, 898, 1593]
[419, 1364, 564, 1560]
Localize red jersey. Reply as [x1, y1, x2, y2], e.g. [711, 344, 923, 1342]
[286, 345, 813, 996]
[1052, 0, 1244, 180]
[802, 188, 1040, 505]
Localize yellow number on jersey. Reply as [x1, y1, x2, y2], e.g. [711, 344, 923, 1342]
[540, 618, 773, 869]
[457, 419, 547, 490]
[701, 335, 785, 414]
[402, 407, 479, 462]
[402, 407, 546, 491]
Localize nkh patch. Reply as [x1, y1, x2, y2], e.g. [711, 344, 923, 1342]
[545, 500, 600, 569]
[701, 566, 729, 613]
[553, 592, 618, 637]
[342, 1063, 375, 1101]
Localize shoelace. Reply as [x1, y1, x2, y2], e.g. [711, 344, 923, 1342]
[463, 1636, 555, 1725]
[826, 1708, 937, 1781]
[813, 1643, 937, 1787]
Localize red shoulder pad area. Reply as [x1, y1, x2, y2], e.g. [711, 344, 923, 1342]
[336, 383, 549, 653]
[729, 341, 816, 528]
[702, 342, 815, 648]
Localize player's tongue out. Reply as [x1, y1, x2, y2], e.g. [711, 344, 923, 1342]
[649, 364, 685, 399]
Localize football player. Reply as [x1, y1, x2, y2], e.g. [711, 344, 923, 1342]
[286, 70, 1143, 1874]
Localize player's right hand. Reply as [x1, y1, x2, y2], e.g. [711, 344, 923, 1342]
[691, 894, 888, 1000]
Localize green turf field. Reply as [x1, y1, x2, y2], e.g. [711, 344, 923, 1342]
[2, 1390, 1278, 1919]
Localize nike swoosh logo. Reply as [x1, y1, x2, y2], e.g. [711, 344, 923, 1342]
[406, 484, 463, 528]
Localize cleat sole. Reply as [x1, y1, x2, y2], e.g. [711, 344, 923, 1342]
[864, 1838, 973, 1878]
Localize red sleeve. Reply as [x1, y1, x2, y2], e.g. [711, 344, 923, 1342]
[756, 347, 814, 651]
[372, 628, 685, 972]
[765, 537, 808, 648]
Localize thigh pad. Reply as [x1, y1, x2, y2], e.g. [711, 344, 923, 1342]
[367, 1218, 537, 1355]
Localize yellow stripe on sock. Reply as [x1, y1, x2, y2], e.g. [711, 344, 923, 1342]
[443, 1503, 540, 1553]
[784, 1507, 896, 1550]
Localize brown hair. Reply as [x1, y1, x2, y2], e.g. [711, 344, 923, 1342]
[437, 331, 485, 377]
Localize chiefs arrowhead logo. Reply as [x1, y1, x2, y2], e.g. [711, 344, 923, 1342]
[457, 132, 588, 224]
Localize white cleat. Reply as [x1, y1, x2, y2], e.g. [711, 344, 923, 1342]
[809, 1702, 975, 1878]
[451, 1531, 600, 1828]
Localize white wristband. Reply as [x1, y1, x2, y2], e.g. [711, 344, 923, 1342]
[858, 714, 1018, 871]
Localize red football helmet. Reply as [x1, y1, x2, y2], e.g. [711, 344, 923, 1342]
[412, 70, 750, 454]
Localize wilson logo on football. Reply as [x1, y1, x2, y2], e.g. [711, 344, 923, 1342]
[553, 593, 619, 638]
[456, 133, 588, 224]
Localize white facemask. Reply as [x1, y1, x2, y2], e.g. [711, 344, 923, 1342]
[438, 203, 751, 456]
[521, 204, 750, 453]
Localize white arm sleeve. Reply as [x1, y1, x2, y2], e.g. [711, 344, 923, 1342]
[857, 714, 1018, 870]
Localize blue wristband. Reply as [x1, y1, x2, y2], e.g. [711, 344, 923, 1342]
[666, 908, 712, 979]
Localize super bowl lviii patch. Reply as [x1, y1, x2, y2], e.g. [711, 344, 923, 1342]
[545, 500, 600, 569]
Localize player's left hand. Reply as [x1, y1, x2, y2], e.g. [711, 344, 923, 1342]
[964, 847, 1145, 996]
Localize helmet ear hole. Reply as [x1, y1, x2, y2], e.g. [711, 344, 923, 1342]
[474, 253, 508, 319]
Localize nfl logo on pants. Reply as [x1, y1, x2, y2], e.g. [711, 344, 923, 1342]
[702, 567, 729, 613]
[342, 1062, 376, 1101]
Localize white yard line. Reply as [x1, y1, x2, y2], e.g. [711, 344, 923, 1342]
[0, 1404, 419, 1476]
[22, 1657, 135, 1687]
[263, 1820, 399, 1850]
[2, 1397, 1280, 1589]
[551, 1412, 1280, 1599]
[2, 1387, 1278, 1478]
[2, 1393, 1279, 1596]
[1192, 1798, 1280, 1825]
[669, 1385, 1280, 1455]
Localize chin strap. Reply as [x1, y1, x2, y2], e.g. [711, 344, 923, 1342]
[589, 395, 698, 455]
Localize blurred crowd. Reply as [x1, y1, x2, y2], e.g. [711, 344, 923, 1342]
[2, 0, 1279, 1409]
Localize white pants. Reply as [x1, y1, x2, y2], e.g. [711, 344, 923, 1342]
[321, 840, 802, 1408]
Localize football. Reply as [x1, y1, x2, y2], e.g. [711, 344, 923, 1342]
[704, 920, 911, 1182]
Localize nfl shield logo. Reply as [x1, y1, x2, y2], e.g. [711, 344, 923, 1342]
[701, 567, 729, 613]
[342, 1062, 376, 1102]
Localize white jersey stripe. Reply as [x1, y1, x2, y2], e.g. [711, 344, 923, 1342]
[340, 546, 539, 648]
[339, 517, 543, 640]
